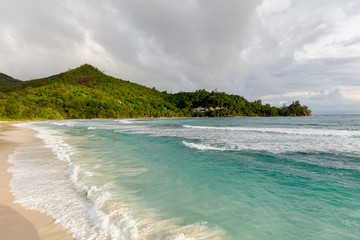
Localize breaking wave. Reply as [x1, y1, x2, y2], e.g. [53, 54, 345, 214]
[8, 124, 223, 240]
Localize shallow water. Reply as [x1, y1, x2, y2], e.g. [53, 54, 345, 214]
[9, 116, 360, 239]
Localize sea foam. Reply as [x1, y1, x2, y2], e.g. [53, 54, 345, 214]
[182, 141, 228, 151]
[8, 123, 222, 240]
[183, 125, 360, 137]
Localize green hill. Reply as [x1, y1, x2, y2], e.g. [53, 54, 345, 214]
[0, 64, 311, 120]
[0, 73, 20, 87]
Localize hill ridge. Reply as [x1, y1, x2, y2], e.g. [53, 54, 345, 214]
[0, 72, 21, 86]
[0, 64, 312, 120]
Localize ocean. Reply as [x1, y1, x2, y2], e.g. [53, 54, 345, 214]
[9, 115, 360, 240]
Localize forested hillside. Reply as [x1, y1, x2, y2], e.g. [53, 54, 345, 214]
[0, 73, 20, 87]
[0, 64, 311, 120]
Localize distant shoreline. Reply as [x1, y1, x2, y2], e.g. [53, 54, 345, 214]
[0, 114, 315, 123]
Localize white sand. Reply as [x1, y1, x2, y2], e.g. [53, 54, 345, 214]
[0, 122, 73, 240]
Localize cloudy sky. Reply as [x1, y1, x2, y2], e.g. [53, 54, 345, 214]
[1, 0, 360, 114]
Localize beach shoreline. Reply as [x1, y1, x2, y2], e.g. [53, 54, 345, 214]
[0, 122, 73, 240]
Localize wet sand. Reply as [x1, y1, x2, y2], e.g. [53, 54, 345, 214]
[0, 122, 73, 240]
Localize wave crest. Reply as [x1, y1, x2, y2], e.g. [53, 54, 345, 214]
[8, 124, 223, 240]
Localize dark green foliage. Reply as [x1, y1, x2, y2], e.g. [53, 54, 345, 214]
[0, 73, 21, 90]
[0, 64, 311, 120]
[280, 100, 312, 116]
[167, 91, 311, 117]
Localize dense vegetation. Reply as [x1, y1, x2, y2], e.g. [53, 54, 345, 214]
[0, 64, 311, 120]
[0, 73, 20, 87]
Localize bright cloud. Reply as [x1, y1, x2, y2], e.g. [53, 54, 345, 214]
[257, 0, 291, 16]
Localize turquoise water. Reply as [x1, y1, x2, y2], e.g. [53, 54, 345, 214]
[10, 116, 360, 239]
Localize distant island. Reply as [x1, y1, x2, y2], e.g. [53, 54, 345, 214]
[0, 64, 311, 120]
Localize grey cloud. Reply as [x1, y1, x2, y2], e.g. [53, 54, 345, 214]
[0, 0, 359, 113]
[306, 89, 359, 114]
[0, 0, 86, 78]
[94, 0, 263, 91]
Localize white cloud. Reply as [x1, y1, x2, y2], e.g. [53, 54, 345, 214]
[295, 6, 360, 62]
[257, 0, 291, 16]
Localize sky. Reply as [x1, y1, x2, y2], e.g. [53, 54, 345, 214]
[0, 0, 360, 114]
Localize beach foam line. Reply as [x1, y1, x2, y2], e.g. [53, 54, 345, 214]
[0, 123, 73, 240]
[11, 123, 224, 240]
[8, 131, 122, 239]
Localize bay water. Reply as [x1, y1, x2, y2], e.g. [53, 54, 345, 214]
[9, 115, 360, 239]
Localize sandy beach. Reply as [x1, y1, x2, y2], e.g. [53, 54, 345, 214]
[0, 122, 73, 240]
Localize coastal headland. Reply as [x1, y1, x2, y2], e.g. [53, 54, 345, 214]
[0, 64, 312, 121]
